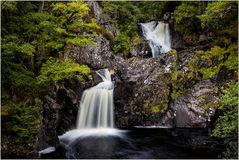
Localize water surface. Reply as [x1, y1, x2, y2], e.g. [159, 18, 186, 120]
[42, 127, 225, 159]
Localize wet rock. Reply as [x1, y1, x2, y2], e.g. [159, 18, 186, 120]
[114, 53, 177, 127]
[87, 1, 118, 37]
[163, 12, 171, 21]
[171, 79, 218, 128]
[171, 31, 185, 50]
[130, 39, 151, 58]
[35, 78, 97, 155]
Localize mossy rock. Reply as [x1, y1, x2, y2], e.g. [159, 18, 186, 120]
[143, 100, 168, 113]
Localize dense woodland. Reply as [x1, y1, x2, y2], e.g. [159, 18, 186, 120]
[1, 1, 238, 159]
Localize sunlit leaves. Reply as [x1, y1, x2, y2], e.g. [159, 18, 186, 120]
[224, 44, 238, 71]
[174, 3, 199, 24]
[18, 43, 35, 57]
[212, 81, 238, 159]
[37, 58, 91, 86]
[199, 2, 237, 29]
[112, 33, 130, 56]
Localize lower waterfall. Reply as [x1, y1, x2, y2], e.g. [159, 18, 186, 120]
[140, 21, 171, 57]
[58, 69, 124, 145]
[77, 69, 114, 129]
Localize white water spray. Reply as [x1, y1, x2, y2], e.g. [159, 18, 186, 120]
[140, 21, 171, 57]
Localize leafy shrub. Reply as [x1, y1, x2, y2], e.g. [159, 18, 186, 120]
[37, 57, 91, 89]
[212, 81, 238, 159]
[173, 2, 205, 41]
[6, 98, 43, 155]
[112, 33, 130, 57]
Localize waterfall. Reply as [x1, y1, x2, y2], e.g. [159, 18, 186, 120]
[77, 69, 114, 129]
[58, 69, 124, 144]
[140, 21, 171, 57]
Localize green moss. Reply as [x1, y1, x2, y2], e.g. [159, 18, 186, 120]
[198, 66, 221, 80]
[143, 100, 168, 113]
[171, 70, 183, 82]
[202, 102, 219, 110]
[143, 100, 150, 108]
[196, 95, 207, 100]
[99, 27, 114, 41]
[168, 49, 177, 56]
[224, 44, 238, 71]
[171, 88, 188, 100]
[151, 103, 168, 113]
[170, 66, 189, 100]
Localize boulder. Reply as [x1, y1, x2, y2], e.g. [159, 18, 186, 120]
[171, 79, 218, 128]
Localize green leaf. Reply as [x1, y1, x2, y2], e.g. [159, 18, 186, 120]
[18, 43, 35, 57]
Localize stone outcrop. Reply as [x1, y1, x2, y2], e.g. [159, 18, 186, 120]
[114, 53, 176, 127]
[170, 79, 218, 128]
[87, 1, 118, 37]
[63, 35, 127, 71]
[36, 77, 100, 156]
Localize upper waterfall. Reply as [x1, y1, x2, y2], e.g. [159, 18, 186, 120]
[77, 69, 114, 129]
[140, 21, 171, 57]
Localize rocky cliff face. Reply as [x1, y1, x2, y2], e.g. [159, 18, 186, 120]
[37, 1, 221, 156]
[36, 74, 101, 156]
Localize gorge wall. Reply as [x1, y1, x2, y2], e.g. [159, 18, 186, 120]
[35, 1, 237, 157]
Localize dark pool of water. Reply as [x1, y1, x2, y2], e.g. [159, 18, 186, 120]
[42, 128, 225, 159]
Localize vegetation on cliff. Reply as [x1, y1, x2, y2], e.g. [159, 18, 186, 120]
[212, 81, 238, 159]
[1, 1, 238, 159]
[1, 1, 97, 157]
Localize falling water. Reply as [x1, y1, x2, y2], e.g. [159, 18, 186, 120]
[77, 69, 114, 129]
[58, 69, 124, 147]
[140, 21, 171, 57]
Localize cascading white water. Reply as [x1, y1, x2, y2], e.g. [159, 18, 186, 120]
[58, 69, 124, 143]
[140, 21, 171, 57]
[77, 69, 114, 129]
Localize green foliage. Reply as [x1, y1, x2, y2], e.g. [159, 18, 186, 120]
[18, 43, 35, 57]
[1, 2, 96, 156]
[199, 2, 237, 30]
[2, 1, 96, 98]
[212, 81, 238, 159]
[51, 1, 99, 48]
[11, 98, 42, 142]
[4, 98, 42, 155]
[224, 44, 238, 71]
[112, 33, 130, 57]
[170, 69, 189, 100]
[199, 1, 238, 47]
[37, 58, 91, 88]
[174, 3, 199, 24]
[173, 2, 205, 41]
[173, 1, 237, 46]
[191, 45, 237, 80]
